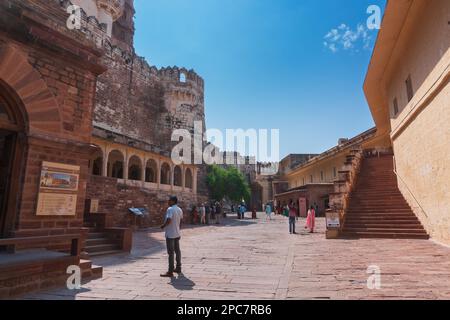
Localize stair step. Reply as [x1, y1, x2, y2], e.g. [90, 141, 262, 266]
[345, 219, 418, 223]
[86, 238, 117, 246]
[344, 224, 423, 229]
[87, 232, 107, 239]
[347, 209, 412, 213]
[86, 244, 121, 253]
[342, 228, 428, 234]
[346, 215, 418, 218]
[88, 250, 125, 257]
[341, 232, 429, 240]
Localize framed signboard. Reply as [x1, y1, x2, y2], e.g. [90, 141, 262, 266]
[326, 211, 341, 229]
[36, 162, 80, 216]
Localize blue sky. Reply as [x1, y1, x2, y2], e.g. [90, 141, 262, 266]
[134, 0, 386, 160]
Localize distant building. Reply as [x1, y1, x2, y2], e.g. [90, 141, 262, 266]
[274, 129, 377, 217]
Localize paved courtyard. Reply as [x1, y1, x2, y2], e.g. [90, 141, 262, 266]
[26, 213, 450, 300]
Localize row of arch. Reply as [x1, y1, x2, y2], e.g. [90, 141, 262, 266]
[90, 148, 194, 189]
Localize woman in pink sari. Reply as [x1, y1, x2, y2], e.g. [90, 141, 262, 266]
[305, 206, 316, 233]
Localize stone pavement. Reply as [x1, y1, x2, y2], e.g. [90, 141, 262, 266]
[25, 213, 450, 300]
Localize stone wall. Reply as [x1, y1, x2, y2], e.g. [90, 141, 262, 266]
[0, 0, 105, 240]
[93, 0, 208, 195]
[394, 81, 450, 244]
[382, 0, 450, 245]
[86, 175, 205, 228]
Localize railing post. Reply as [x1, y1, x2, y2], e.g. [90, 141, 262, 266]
[71, 238, 79, 256]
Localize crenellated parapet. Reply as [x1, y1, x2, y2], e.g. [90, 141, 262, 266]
[68, 0, 125, 37]
[158, 66, 204, 92]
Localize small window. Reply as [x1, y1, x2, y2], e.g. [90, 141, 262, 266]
[393, 97, 399, 116]
[321, 171, 324, 181]
[406, 75, 414, 102]
[180, 72, 186, 83]
[302, 178, 305, 186]
[310, 175, 313, 183]
[333, 167, 337, 178]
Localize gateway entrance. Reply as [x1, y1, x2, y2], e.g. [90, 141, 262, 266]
[0, 88, 23, 239]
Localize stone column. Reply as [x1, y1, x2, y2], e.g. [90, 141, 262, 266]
[182, 165, 186, 192]
[124, 150, 129, 182]
[157, 158, 161, 189]
[193, 168, 198, 194]
[170, 163, 174, 191]
[141, 156, 146, 187]
[102, 148, 108, 177]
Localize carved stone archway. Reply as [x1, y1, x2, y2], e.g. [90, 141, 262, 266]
[0, 44, 62, 135]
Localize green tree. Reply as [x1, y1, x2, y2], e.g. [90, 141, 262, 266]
[206, 165, 251, 203]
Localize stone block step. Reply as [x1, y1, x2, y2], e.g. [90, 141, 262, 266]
[342, 227, 427, 234]
[340, 232, 429, 240]
[347, 209, 413, 214]
[345, 217, 419, 221]
[344, 223, 423, 229]
[89, 250, 125, 257]
[87, 232, 107, 240]
[86, 237, 118, 246]
[86, 244, 121, 253]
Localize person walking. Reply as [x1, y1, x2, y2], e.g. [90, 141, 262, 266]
[160, 196, 183, 277]
[215, 202, 222, 224]
[239, 204, 246, 219]
[265, 203, 272, 221]
[288, 201, 297, 234]
[199, 203, 206, 225]
[305, 205, 316, 233]
[205, 204, 211, 225]
[210, 203, 216, 224]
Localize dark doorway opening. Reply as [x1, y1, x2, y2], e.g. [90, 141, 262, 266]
[0, 85, 25, 240]
[0, 130, 16, 238]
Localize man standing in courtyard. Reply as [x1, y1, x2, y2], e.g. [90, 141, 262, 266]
[160, 196, 183, 277]
[288, 201, 297, 234]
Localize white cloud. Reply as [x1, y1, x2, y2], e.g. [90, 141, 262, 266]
[323, 23, 372, 53]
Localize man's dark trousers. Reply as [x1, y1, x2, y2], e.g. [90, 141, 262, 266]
[166, 237, 181, 273]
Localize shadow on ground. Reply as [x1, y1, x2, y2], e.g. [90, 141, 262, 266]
[169, 274, 196, 291]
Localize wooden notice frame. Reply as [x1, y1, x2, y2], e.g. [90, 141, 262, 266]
[36, 161, 80, 216]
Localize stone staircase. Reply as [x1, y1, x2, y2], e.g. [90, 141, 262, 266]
[341, 155, 429, 239]
[85, 228, 124, 257]
[83, 217, 124, 256]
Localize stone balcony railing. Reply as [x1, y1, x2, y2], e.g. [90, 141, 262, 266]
[326, 147, 364, 238]
[97, 0, 125, 21]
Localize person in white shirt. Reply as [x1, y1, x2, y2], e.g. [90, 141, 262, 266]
[160, 196, 183, 277]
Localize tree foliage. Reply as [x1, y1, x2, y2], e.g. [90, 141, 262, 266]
[206, 165, 251, 203]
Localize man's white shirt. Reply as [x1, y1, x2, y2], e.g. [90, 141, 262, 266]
[164, 205, 183, 239]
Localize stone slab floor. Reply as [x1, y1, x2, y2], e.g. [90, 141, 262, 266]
[25, 213, 450, 300]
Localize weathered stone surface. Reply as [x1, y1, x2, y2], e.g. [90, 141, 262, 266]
[24, 214, 450, 300]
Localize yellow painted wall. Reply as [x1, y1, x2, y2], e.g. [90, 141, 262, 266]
[286, 154, 347, 189]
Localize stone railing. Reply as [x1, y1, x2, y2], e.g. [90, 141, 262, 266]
[326, 147, 364, 238]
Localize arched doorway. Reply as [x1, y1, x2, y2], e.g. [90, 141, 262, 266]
[145, 159, 157, 183]
[185, 168, 193, 189]
[160, 163, 171, 185]
[107, 150, 124, 179]
[128, 155, 142, 181]
[173, 166, 182, 187]
[0, 83, 25, 239]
